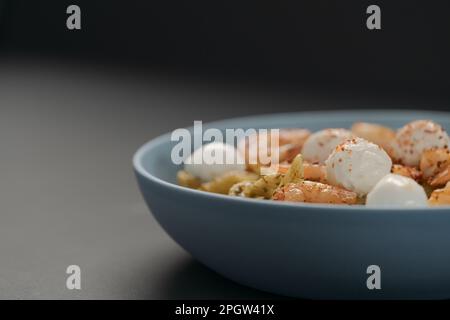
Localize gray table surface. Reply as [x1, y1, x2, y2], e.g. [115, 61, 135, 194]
[0, 59, 291, 299]
[0, 58, 444, 299]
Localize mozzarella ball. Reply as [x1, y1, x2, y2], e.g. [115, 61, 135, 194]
[366, 174, 428, 207]
[325, 138, 392, 196]
[393, 120, 449, 167]
[302, 128, 354, 164]
[184, 142, 245, 181]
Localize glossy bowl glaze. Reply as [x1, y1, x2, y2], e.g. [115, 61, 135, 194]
[133, 110, 450, 299]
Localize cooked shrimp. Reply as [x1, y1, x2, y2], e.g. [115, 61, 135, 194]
[429, 167, 450, 187]
[351, 122, 396, 157]
[391, 164, 422, 181]
[428, 182, 450, 206]
[272, 183, 305, 202]
[238, 129, 310, 172]
[303, 162, 327, 183]
[278, 143, 303, 163]
[278, 161, 327, 183]
[273, 181, 357, 205]
[419, 148, 450, 180]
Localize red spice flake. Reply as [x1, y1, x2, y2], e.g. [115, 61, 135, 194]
[335, 144, 345, 152]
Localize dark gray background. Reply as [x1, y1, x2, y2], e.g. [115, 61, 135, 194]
[0, 0, 449, 299]
[1, 0, 450, 102]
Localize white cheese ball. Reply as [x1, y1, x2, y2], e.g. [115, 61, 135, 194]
[325, 138, 392, 196]
[366, 174, 428, 207]
[302, 128, 354, 164]
[183, 142, 245, 181]
[392, 120, 449, 167]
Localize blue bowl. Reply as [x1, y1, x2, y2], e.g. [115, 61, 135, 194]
[133, 110, 450, 299]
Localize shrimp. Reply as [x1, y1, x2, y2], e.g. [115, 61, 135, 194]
[278, 161, 327, 183]
[239, 129, 310, 172]
[351, 122, 396, 158]
[428, 182, 450, 206]
[273, 181, 357, 205]
[419, 148, 450, 182]
[303, 162, 327, 183]
[391, 164, 422, 181]
[278, 143, 303, 163]
[429, 167, 450, 187]
[272, 183, 305, 202]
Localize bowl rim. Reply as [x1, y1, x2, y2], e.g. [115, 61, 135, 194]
[133, 109, 450, 212]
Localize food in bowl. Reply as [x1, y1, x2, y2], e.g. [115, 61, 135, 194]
[177, 119, 450, 207]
